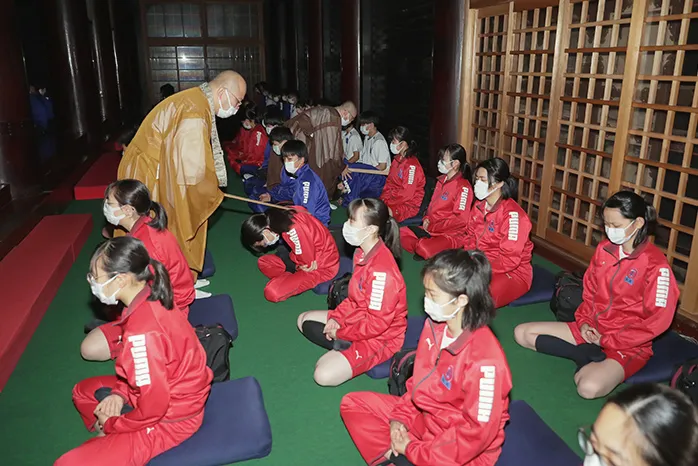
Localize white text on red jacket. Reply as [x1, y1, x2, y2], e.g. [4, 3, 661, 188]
[288, 228, 303, 255]
[129, 334, 152, 387]
[478, 366, 496, 422]
[507, 212, 519, 241]
[369, 272, 387, 311]
[656, 268, 671, 308]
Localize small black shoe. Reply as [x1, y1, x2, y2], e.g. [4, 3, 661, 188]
[84, 318, 108, 334]
[413, 254, 425, 262]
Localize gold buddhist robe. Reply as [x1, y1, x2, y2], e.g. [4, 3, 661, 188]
[117, 85, 226, 272]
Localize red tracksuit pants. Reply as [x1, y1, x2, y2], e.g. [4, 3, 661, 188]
[54, 376, 203, 466]
[490, 269, 530, 308]
[341, 391, 412, 465]
[400, 227, 460, 259]
[258, 254, 337, 303]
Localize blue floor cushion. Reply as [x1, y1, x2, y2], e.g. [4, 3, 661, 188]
[313, 256, 354, 295]
[509, 265, 557, 307]
[496, 400, 580, 466]
[366, 315, 427, 379]
[625, 331, 698, 384]
[189, 294, 239, 341]
[199, 249, 216, 279]
[149, 377, 272, 466]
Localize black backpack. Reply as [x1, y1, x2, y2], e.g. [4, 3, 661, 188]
[194, 324, 233, 383]
[388, 348, 418, 396]
[327, 273, 352, 310]
[671, 358, 698, 405]
[550, 271, 585, 322]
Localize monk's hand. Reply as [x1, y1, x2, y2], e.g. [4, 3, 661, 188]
[259, 193, 271, 202]
[341, 166, 352, 180]
[95, 394, 124, 418]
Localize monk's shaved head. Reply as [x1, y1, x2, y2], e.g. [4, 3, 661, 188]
[210, 70, 247, 114]
[336, 101, 357, 125]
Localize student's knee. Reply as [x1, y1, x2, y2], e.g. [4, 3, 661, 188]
[263, 284, 285, 303]
[339, 392, 363, 418]
[514, 323, 534, 348]
[80, 332, 110, 362]
[576, 376, 611, 400]
[297, 312, 308, 332]
[314, 366, 339, 387]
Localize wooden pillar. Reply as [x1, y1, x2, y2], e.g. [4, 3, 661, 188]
[307, 0, 324, 101]
[0, 0, 37, 196]
[428, 0, 467, 172]
[45, 0, 100, 148]
[88, 0, 120, 134]
[340, 0, 360, 106]
[285, 1, 299, 92]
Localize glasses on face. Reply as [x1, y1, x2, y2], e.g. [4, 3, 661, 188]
[86, 273, 113, 283]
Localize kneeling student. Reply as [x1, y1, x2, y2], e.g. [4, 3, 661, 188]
[251, 140, 331, 225]
[514, 191, 679, 399]
[55, 237, 212, 466]
[379, 126, 425, 223]
[297, 198, 407, 387]
[340, 249, 512, 466]
[241, 206, 340, 302]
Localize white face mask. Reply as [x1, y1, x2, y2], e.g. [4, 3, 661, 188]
[273, 144, 282, 155]
[341, 115, 352, 126]
[605, 221, 637, 245]
[424, 296, 460, 322]
[285, 160, 299, 175]
[265, 125, 275, 135]
[263, 230, 280, 247]
[474, 180, 494, 201]
[242, 122, 253, 130]
[437, 160, 451, 175]
[582, 453, 605, 466]
[217, 90, 238, 119]
[89, 275, 121, 306]
[103, 200, 125, 226]
[360, 126, 370, 136]
[342, 221, 370, 247]
[390, 142, 401, 155]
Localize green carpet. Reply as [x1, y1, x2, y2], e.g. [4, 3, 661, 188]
[0, 177, 609, 465]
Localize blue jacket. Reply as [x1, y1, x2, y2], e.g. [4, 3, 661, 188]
[269, 164, 330, 225]
[261, 141, 272, 170]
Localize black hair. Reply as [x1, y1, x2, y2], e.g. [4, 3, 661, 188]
[422, 249, 495, 330]
[475, 157, 517, 200]
[347, 198, 401, 260]
[439, 144, 472, 181]
[281, 140, 307, 161]
[243, 107, 257, 123]
[262, 107, 285, 127]
[117, 124, 139, 148]
[358, 110, 380, 127]
[160, 84, 175, 100]
[286, 90, 299, 101]
[90, 237, 174, 310]
[254, 81, 268, 93]
[106, 179, 168, 231]
[269, 126, 293, 143]
[387, 126, 418, 159]
[602, 191, 657, 248]
[240, 209, 296, 253]
[606, 384, 698, 466]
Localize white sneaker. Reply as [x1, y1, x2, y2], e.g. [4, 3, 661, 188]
[329, 203, 338, 211]
[195, 290, 212, 300]
[194, 279, 210, 289]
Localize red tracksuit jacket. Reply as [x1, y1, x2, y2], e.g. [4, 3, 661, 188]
[103, 287, 212, 434]
[462, 198, 533, 278]
[423, 174, 473, 236]
[327, 241, 407, 347]
[575, 240, 679, 353]
[390, 320, 512, 466]
[130, 216, 195, 312]
[240, 124, 268, 167]
[380, 155, 426, 222]
[283, 207, 340, 271]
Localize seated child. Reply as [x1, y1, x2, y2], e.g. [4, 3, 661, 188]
[250, 140, 331, 225]
[461, 157, 533, 308]
[379, 126, 425, 222]
[242, 207, 340, 302]
[297, 198, 407, 386]
[282, 90, 299, 119]
[337, 110, 391, 205]
[400, 144, 473, 260]
[514, 191, 679, 400]
[243, 126, 293, 195]
[240, 108, 285, 181]
[228, 106, 268, 175]
[343, 124, 363, 163]
[340, 249, 512, 466]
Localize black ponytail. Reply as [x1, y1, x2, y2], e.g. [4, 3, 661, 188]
[388, 126, 418, 159]
[241, 208, 296, 253]
[602, 191, 658, 248]
[347, 198, 402, 260]
[106, 179, 168, 231]
[441, 144, 472, 181]
[476, 157, 518, 200]
[90, 236, 174, 310]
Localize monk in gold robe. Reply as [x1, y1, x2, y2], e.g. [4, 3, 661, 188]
[267, 101, 357, 197]
[118, 71, 247, 272]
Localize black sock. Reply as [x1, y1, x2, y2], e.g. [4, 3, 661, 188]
[376, 454, 414, 466]
[332, 339, 352, 351]
[535, 335, 605, 369]
[94, 387, 134, 414]
[301, 321, 334, 350]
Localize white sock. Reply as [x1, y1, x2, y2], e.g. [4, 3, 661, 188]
[194, 279, 210, 289]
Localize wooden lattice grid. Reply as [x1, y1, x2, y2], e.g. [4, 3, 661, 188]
[472, 12, 510, 162]
[549, 0, 634, 250]
[620, 0, 698, 285]
[503, 5, 560, 228]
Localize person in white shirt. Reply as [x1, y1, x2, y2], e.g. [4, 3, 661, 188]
[337, 111, 391, 205]
[343, 125, 363, 163]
